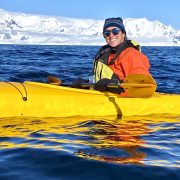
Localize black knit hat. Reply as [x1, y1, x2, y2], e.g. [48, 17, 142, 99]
[103, 17, 126, 33]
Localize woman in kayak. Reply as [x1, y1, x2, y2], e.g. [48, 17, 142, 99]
[93, 17, 152, 93]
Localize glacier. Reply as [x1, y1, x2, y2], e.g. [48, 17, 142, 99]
[0, 8, 180, 46]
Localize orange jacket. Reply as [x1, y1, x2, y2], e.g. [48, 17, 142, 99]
[108, 47, 151, 80]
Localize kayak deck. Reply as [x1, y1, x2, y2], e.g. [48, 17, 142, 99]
[0, 81, 179, 118]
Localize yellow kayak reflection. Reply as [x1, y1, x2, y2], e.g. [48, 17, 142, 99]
[0, 115, 179, 165]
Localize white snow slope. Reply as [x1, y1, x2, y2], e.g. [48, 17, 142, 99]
[0, 9, 180, 46]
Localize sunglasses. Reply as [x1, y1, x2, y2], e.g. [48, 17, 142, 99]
[103, 28, 121, 37]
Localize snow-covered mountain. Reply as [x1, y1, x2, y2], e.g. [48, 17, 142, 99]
[0, 8, 180, 46]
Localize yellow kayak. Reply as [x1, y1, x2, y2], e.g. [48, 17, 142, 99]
[0, 81, 179, 118]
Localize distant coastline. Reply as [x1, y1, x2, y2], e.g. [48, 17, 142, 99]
[0, 8, 180, 46]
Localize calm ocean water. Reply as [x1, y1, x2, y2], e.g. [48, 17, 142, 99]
[0, 45, 179, 179]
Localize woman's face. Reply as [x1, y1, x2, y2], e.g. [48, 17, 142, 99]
[104, 26, 126, 47]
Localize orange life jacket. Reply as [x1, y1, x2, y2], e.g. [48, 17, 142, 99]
[93, 40, 150, 82]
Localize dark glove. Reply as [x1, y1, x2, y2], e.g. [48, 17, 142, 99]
[71, 78, 88, 88]
[94, 78, 111, 92]
[94, 78, 125, 94]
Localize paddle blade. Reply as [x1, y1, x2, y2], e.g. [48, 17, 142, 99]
[124, 86, 156, 98]
[123, 74, 157, 98]
[125, 74, 157, 85]
[47, 76, 62, 85]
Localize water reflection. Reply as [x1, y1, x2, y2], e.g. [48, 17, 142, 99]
[74, 119, 149, 165]
[0, 115, 179, 167]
